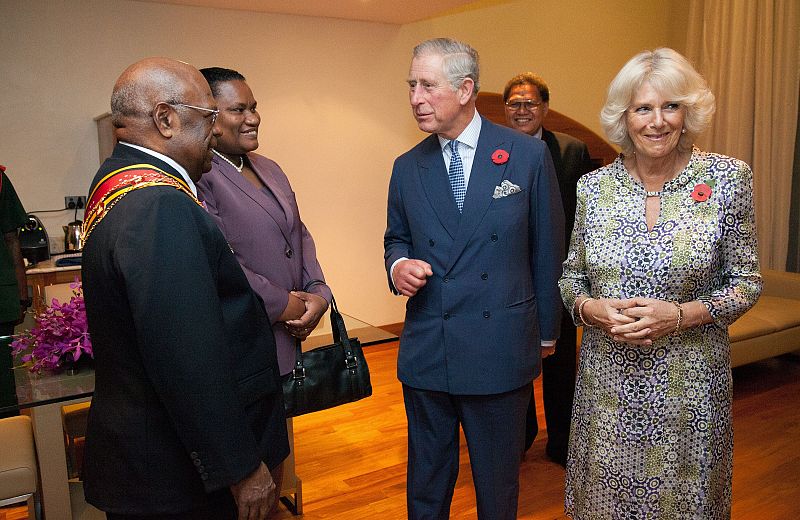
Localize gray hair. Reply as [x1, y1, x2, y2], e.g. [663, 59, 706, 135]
[413, 37, 480, 95]
[600, 48, 715, 155]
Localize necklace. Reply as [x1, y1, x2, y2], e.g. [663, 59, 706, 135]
[212, 149, 244, 173]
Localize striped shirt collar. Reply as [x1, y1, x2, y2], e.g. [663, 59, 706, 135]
[438, 109, 482, 152]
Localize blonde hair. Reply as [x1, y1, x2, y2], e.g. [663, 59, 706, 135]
[600, 48, 715, 155]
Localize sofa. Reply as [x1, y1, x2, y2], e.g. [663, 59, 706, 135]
[730, 269, 800, 367]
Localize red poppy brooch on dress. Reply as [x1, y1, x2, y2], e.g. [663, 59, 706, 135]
[492, 149, 509, 165]
[690, 182, 713, 202]
[0, 165, 6, 172]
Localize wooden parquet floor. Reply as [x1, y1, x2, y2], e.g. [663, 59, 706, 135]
[3, 343, 799, 519]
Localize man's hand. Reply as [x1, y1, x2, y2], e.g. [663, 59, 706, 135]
[541, 345, 556, 359]
[230, 462, 276, 520]
[285, 291, 329, 340]
[392, 259, 433, 297]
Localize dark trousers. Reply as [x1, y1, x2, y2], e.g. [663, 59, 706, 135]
[524, 311, 577, 464]
[0, 328, 18, 418]
[403, 383, 531, 520]
[106, 489, 237, 520]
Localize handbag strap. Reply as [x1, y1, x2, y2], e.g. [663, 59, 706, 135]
[291, 338, 305, 380]
[328, 296, 351, 347]
[304, 278, 354, 355]
[289, 289, 358, 380]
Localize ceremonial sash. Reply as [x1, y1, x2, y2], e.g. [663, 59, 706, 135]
[81, 164, 202, 243]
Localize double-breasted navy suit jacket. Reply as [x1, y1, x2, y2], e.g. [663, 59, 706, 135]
[384, 117, 565, 395]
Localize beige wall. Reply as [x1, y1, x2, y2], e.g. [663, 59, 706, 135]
[0, 0, 688, 326]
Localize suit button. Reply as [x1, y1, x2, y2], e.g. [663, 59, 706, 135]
[201, 472, 209, 481]
[190, 452, 198, 459]
[193, 459, 202, 466]
[443, 277, 449, 283]
[443, 313, 450, 320]
[490, 233, 498, 242]
[483, 310, 490, 318]
[198, 465, 205, 473]
[285, 247, 294, 258]
[429, 239, 435, 247]
[481, 273, 488, 280]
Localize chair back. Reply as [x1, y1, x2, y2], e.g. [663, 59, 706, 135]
[0, 415, 38, 507]
[43, 283, 76, 306]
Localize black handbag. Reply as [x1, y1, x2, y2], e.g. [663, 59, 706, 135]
[281, 295, 372, 417]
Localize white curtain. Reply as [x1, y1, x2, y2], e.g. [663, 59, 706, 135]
[686, 0, 800, 270]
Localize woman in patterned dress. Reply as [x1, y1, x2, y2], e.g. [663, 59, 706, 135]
[559, 48, 761, 519]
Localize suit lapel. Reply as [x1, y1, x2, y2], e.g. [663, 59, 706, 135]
[249, 156, 297, 233]
[417, 135, 460, 239]
[446, 120, 511, 271]
[214, 156, 293, 243]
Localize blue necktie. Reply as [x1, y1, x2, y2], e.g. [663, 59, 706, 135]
[448, 140, 466, 212]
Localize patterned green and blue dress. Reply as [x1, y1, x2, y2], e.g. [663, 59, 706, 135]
[559, 148, 762, 519]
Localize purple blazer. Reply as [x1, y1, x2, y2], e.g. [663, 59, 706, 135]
[197, 152, 331, 375]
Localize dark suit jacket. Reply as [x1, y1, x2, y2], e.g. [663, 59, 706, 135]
[196, 153, 331, 375]
[384, 117, 565, 395]
[81, 144, 289, 514]
[541, 128, 593, 245]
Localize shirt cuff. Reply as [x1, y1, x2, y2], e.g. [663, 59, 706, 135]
[541, 340, 556, 347]
[389, 257, 408, 294]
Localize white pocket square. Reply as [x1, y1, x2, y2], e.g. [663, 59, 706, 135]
[492, 180, 522, 199]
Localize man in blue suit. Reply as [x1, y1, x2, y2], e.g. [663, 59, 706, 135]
[384, 38, 565, 519]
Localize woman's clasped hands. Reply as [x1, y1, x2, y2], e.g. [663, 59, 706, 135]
[581, 297, 681, 346]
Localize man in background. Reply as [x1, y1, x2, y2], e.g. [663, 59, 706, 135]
[81, 57, 288, 519]
[503, 72, 593, 466]
[0, 165, 29, 418]
[385, 39, 564, 519]
[0, 165, 29, 337]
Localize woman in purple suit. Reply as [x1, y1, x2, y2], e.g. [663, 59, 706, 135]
[196, 68, 331, 375]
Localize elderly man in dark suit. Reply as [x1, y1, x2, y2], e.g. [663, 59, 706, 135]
[503, 72, 594, 466]
[81, 57, 288, 520]
[384, 39, 564, 520]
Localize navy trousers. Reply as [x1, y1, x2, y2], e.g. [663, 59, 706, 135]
[403, 383, 531, 520]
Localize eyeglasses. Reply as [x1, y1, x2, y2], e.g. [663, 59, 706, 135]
[504, 100, 543, 112]
[169, 102, 219, 126]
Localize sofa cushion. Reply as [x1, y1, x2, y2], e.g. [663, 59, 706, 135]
[729, 295, 800, 343]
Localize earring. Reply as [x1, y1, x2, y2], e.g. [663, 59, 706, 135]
[681, 128, 686, 134]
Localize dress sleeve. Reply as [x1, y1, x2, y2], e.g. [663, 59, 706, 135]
[559, 177, 592, 325]
[697, 162, 762, 326]
[299, 219, 332, 302]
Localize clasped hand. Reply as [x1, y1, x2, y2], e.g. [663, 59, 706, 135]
[584, 297, 679, 346]
[285, 291, 329, 340]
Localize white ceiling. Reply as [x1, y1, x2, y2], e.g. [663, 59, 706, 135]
[134, 0, 493, 24]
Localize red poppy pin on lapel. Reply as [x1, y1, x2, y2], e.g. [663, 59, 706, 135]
[690, 183, 712, 202]
[492, 149, 509, 165]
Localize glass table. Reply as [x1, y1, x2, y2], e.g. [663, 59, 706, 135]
[0, 315, 397, 519]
